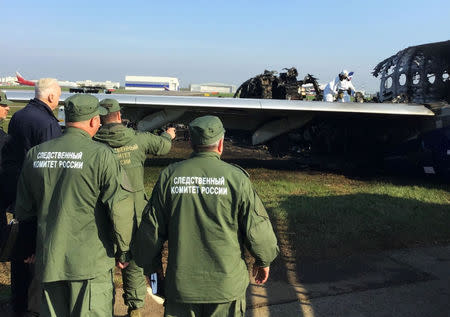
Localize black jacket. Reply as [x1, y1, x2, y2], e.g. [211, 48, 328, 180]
[0, 128, 6, 172]
[0, 98, 62, 203]
[0, 127, 8, 208]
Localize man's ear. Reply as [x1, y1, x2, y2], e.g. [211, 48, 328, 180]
[47, 92, 54, 104]
[218, 138, 224, 154]
[89, 116, 97, 128]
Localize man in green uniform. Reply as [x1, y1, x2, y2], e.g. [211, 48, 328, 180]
[15, 94, 134, 317]
[93, 98, 175, 316]
[134, 115, 279, 317]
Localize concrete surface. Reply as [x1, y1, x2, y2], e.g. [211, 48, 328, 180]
[246, 245, 450, 317]
[1, 245, 448, 316]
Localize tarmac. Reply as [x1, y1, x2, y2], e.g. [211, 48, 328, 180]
[1, 245, 448, 316]
[112, 245, 450, 317]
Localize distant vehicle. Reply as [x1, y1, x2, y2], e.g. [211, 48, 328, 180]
[15, 72, 119, 94]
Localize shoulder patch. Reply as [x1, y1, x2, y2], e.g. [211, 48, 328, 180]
[230, 163, 250, 178]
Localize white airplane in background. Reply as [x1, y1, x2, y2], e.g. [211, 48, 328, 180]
[16, 72, 78, 88]
[15, 72, 119, 92]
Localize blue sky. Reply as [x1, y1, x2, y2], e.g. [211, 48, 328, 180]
[1, 0, 449, 92]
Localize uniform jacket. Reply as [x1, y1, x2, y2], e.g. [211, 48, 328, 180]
[94, 123, 172, 193]
[15, 127, 133, 282]
[94, 123, 172, 223]
[1, 98, 62, 200]
[134, 151, 279, 303]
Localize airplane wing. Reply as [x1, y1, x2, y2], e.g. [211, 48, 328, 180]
[4, 90, 434, 145]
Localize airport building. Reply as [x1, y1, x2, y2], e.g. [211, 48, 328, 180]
[125, 75, 179, 91]
[190, 83, 236, 94]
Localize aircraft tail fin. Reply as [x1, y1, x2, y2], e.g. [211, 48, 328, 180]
[16, 72, 36, 86]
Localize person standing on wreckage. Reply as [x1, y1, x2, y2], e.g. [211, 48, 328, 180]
[93, 98, 175, 317]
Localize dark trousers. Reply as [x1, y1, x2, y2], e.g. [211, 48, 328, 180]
[11, 260, 33, 313]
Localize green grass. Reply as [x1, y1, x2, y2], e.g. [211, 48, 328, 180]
[143, 156, 450, 260]
[247, 170, 450, 259]
[0, 85, 34, 90]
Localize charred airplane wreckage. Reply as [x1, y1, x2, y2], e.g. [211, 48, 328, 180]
[234, 67, 323, 101]
[373, 40, 450, 104]
[231, 41, 450, 175]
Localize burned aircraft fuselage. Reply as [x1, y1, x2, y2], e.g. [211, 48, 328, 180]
[373, 40, 450, 104]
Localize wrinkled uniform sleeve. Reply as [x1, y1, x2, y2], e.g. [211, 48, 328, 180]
[100, 150, 133, 257]
[239, 178, 279, 267]
[133, 171, 168, 274]
[138, 131, 172, 156]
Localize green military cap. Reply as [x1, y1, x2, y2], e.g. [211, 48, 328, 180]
[99, 98, 121, 114]
[189, 115, 225, 145]
[0, 90, 13, 106]
[64, 94, 107, 122]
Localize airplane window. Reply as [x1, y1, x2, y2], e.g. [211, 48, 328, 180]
[399, 74, 406, 86]
[427, 74, 435, 84]
[413, 73, 420, 85]
[385, 77, 393, 89]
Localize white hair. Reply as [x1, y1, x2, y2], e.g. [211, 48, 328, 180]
[192, 136, 224, 152]
[35, 78, 59, 99]
[209, 138, 221, 148]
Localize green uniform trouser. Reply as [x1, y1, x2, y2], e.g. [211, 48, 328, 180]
[122, 190, 147, 309]
[164, 295, 246, 317]
[121, 259, 147, 309]
[41, 269, 114, 317]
